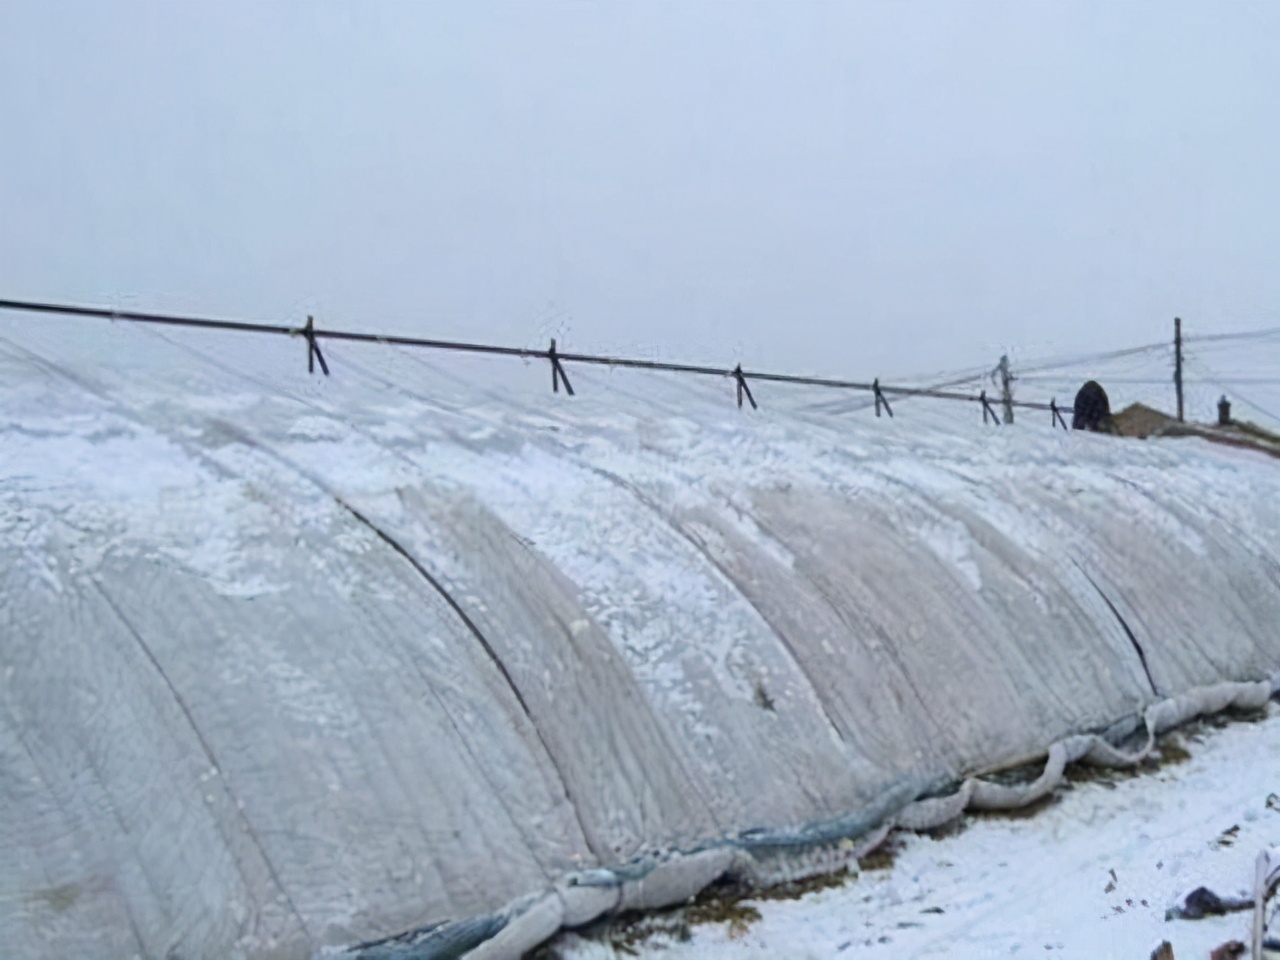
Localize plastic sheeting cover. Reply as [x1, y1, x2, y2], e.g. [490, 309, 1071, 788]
[2, 317, 1279, 960]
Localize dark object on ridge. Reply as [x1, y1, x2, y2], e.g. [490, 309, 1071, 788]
[1164, 885, 1253, 921]
[1218, 395, 1232, 426]
[1072, 380, 1113, 432]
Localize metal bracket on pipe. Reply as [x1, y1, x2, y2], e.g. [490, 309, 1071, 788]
[1050, 398, 1068, 430]
[873, 379, 893, 418]
[549, 339, 575, 396]
[301, 315, 330, 376]
[981, 389, 1000, 425]
[733, 364, 757, 410]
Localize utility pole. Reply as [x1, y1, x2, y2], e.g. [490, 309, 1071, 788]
[994, 354, 1015, 425]
[1174, 317, 1184, 422]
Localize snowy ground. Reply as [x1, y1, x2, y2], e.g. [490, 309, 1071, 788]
[552, 706, 1280, 960]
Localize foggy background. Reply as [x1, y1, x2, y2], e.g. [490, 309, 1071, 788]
[1, 0, 1276, 380]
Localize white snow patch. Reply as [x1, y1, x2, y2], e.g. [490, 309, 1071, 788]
[556, 707, 1280, 960]
[916, 515, 983, 591]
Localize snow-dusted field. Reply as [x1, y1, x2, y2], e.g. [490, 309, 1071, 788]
[555, 707, 1280, 960]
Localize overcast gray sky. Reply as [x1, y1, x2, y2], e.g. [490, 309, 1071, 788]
[1, 0, 1276, 378]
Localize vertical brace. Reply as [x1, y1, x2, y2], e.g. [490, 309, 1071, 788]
[303, 315, 329, 376]
[873, 378, 893, 418]
[1050, 398, 1068, 430]
[549, 339, 575, 396]
[1174, 316, 1184, 422]
[994, 353, 1014, 425]
[981, 389, 1000, 425]
[733, 364, 757, 410]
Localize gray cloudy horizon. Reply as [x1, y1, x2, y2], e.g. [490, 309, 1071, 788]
[1, 0, 1276, 381]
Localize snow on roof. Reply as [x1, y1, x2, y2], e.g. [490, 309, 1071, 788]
[3, 314, 1279, 960]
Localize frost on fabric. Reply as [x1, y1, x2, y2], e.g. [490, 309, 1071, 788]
[2, 319, 1279, 960]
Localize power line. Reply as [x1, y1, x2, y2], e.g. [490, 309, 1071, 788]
[1183, 327, 1280, 344]
[793, 366, 992, 417]
[1018, 375, 1170, 385]
[1185, 356, 1280, 425]
[1015, 341, 1172, 375]
[1018, 375, 1280, 386]
[0, 295, 1064, 417]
